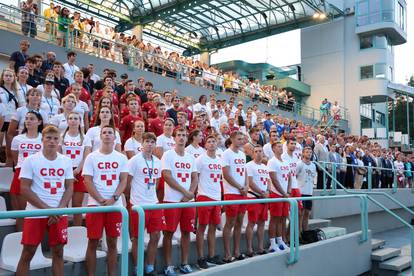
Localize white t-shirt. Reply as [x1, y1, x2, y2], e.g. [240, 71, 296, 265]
[296, 161, 316, 195]
[40, 96, 60, 119]
[82, 150, 128, 206]
[263, 142, 274, 159]
[156, 134, 175, 153]
[20, 152, 74, 211]
[282, 152, 299, 189]
[196, 153, 222, 201]
[73, 101, 89, 118]
[394, 161, 405, 175]
[50, 113, 85, 133]
[63, 63, 80, 85]
[193, 103, 207, 113]
[246, 161, 270, 198]
[11, 133, 42, 168]
[221, 148, 246, 195]
[85, 126, 121, 152]
[185, 144, 205, 159]
[0, 87, 25, 122]
[128, 153, 161, 205]
[216, 148, 224, 159]
[124, 137, 142, 155]
[12, 106, 49, 133]
[17, 83, 32, 102]
[267, 157, 290, 195]
[61, 133, 90, 168]
[161, 149, 197, 202]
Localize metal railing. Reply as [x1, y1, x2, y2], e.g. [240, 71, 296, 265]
[132, 195, 368, 276]
[315, 161, 414, 264]
[0, 3, 350, 126]
[0, 205, 130, 276]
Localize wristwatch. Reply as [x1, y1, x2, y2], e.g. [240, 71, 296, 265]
[113, 194, 119, 201]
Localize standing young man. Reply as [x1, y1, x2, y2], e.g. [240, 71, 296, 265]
[297, 147, 317, 233]
[161, 127, 198, 275]
[17, 125, 74, 276]
[83, 125, 128, 276]
[63, 51, 79, 85]
[245, 145, 270, 256]
[127, 132, 164, 276]
[268, 141, 291, 252]
[195, 135, 224, 269]
[221, 131, 248, 262]
[282, 138, 302, 207]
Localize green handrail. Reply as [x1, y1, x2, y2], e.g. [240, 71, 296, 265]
[315, 162, 414, 263]
[132, 194, 368, 276]
[0, 206, 130, 276]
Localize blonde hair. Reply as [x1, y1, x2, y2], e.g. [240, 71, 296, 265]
[0, 68, 18, 93]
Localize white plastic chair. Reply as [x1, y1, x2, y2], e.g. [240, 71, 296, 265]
[0, 232, 52, 272]
[0, 167, 13, 192]
[63, 226, 106, 262]
[101, 229, 132, 254]
[0, 196, 15, 226]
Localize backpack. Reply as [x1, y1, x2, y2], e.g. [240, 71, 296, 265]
[301, 229, 326, 244]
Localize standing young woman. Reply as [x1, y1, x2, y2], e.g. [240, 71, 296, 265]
[50, 94, 84, 132]
[124, 120, 145, 159]
[90, 96, 119, 127]
[71, 83, 90, 131]
[0, 69, 26, 166]
[16, 66, 32, 101]
[85, 106, 122, 152]
[10, 110, 43, 230]
[60, 112, 91, 226]
[185, 129, 205, 159]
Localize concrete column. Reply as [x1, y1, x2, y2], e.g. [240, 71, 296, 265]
[132, 25, 143, 41]
[200, 51, 210, 66]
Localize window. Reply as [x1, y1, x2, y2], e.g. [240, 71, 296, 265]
[374, 64, 386, 79]
[360, 36, 374, 49]
[359, 35, 390, 49]
[375, 111, 385, 125]
[360, 65, 374, 79]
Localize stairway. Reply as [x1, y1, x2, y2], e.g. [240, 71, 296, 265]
[371, 239, 412, 275]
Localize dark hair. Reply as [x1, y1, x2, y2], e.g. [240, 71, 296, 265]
[142, 132, 157, 143]
[173, 127, 187, 138]
[188, 130, 201, 145]
[80, 67, 90, 79]
[22, 110, 44, 134]
[94, 106, 115, 127]
[67, 51, 77, 58]
[100, 125, 116, 134]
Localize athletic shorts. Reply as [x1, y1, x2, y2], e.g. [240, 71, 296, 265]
[10, 168, 21, 195]
[196, 195, 221, 225]
[130, 208, 164, 237]
[247, 198, 268, 223]
[269, 193, 289, 217]
[21, 216, 68, 246]
[291, 188, 303, 209]
[85, 210, 122, 239]
[223, 194, 247, 218]
[302, 194, 313, 211]
[73, 169, 87, 193]
[163, 201, 195, 233]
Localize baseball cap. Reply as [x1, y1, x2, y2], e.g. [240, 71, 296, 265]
[120, 73, 128, 79]
[45, 76, 54, 83]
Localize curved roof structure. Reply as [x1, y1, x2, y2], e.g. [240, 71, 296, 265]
[57, 0, 344, 52]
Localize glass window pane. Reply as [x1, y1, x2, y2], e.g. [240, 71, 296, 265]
[374, 35, 387, 48]
[375, 64, 386, 79]
[357, 0, 369, 15]
[361, 65, 374, 79]
[369, 0, 381, 13]
[360, 36, 374, 49]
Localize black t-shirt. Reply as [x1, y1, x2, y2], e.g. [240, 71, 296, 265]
[54, 77, 70, 99]
[116, 84, 126, 97]
[94, 80, 104, 91]
[10, 51, 28, 73]
[134, 88, 147, 104]
[28, 74, 41, 87]
[83, 80, 94, 95]
[166, 107, 179, 126]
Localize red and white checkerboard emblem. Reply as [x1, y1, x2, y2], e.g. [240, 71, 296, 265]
[282, 174, 289, 182]
[66, 149, 81, 159]
[177, 172, 190, 183]
[260, 177, 270, 186]
[44, 181, 62, 194]
[101, 174, 117, 186]
[210, 173, 221, 183]
[236, 167, 245, 176]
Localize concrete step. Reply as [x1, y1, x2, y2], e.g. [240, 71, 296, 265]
[319, 227, 346, 239]
[372, 248, 401, 262]
[371, 238, 386, 250]
[380, 256, 411, 272]
[398, 268, 412, 276]
[308, 219, 331, 230]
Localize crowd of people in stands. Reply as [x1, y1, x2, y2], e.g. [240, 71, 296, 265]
[13, 1, 299, 107]
[2, 36, 414, 276]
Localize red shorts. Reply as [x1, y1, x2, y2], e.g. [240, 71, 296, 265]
[21, 216, 68, 246]
[73, 169, 87, 193]
[247, 199, 268, 223]
[269, 193, 289, 217]
[10, 168, 21, 195]
[163, 202, 195, 233]
[224, 194, 247, 218]
[130, 208, 164, 237]
[196, 195, 221, 225]
[291, 188, 303, 209]
[86, 210, 122, 239]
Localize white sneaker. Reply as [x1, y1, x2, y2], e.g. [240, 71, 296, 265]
[268, 245, 282, 253]
[278, 241, 290, 251]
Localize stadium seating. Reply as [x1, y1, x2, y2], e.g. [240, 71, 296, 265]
[0, 232, 51, 272]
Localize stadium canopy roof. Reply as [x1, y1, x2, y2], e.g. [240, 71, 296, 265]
[57, 0, 345, 53]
